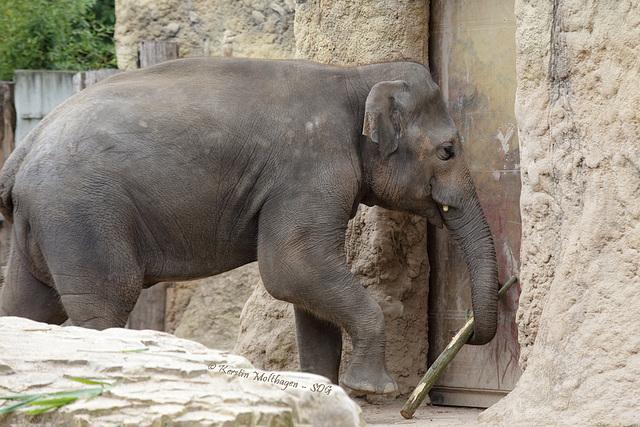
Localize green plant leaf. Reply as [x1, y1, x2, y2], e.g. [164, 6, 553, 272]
[47, 388, 105, 400]
[0, 0, 116, 80]
[29, 397, 78, 406]
[24, 406, 58, 415]
[0, 386, 109, 415]
[85, 389, 104, 402]
[0, 395, 42, 415]
[66, 376, 113, 387]
[0, 393, 43, 401]
[121, 348, 150, 353]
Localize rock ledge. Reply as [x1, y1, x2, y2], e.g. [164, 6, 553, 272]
[0, 317, 363, 426]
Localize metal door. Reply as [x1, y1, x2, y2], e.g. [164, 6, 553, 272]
[427, 0, 521, 408]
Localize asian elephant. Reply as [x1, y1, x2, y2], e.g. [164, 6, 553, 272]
[0, 57, 498, 395]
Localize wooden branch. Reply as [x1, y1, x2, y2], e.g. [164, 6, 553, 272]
[400, 276, 518, 419]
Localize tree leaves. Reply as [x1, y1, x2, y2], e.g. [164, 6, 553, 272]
[0, 0, 117, 81]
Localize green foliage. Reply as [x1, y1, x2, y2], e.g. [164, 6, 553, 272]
[0, 376, 113, 416]
[0, 0, 116, 81]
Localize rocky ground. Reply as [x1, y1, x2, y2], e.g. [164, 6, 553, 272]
[358, 398, 481, 427]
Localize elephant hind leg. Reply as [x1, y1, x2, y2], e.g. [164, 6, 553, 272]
[294, 306, 342, 383]
[55, 273, 142, 330]
[0, 248, 68, 325]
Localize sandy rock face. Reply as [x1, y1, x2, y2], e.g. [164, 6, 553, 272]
[294, 0, 428, 64]
[173, 263, 259, 350]
[481, 1, 640, 425]
[233, 281, 300, 373]
[0, 317, 363, 426]
[114, 0, 296, 70]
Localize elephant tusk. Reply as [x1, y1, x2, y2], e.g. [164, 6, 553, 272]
[442, 205, 449, 212]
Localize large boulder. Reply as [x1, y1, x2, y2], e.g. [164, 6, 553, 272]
[173, 263, 259, 350]
[0, 317, 363, 426]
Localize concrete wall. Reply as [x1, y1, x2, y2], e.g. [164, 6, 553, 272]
[13, 70, 76, 144]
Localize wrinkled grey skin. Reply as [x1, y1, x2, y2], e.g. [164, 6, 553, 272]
[0, 58, 498, 395]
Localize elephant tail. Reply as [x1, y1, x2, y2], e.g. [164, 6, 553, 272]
[0, 163, 17, 224]
[0, 138, 32, 224]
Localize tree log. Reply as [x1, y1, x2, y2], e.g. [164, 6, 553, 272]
[400, 276, 518, 419]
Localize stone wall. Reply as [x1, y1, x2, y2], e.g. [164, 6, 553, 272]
[481, 0, 640, 424]
[294, 0, 429, 64]
[115, 0, 296, 70]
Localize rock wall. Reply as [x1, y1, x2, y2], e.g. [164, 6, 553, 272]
[173, 263, 259, 350]
[294, 0, 429, 65]
[115, 0, 296, 70]
[234, 280, 300, 373]
[481, 0, 640, 424]
[0, 317, 363, 426]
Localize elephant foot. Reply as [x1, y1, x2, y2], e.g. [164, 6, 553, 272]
[341, 365, 398, 395]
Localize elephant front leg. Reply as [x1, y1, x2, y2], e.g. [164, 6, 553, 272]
[294, 306, 342, 383]
[257, 203, 398, 395]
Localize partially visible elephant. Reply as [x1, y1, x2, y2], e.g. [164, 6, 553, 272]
[0, 57, 498, 395]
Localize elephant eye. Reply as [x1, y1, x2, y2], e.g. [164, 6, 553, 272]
[438, 142, 455, 161]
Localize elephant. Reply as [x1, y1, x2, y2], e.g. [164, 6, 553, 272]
[0, 57, 498, 395]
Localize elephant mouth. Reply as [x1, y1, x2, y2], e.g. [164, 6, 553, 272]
[424, 200, 450, 228]
[426, 193, 461, 228]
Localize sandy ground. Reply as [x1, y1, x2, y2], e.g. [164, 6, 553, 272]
[356, 398, 482, 427]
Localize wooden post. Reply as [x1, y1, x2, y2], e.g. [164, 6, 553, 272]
[73, 69, 121, 94]
[127, 286, 168, 331]
[127, 41, 179, 331]
[0, 82, 15, 169]
[138, 41, 179, 68]
[0, 82, 15, 269]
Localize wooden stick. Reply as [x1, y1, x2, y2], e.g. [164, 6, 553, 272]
[400, 276, 518, 419]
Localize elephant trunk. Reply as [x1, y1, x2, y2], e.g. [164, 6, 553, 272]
[443, 186, 499, 346]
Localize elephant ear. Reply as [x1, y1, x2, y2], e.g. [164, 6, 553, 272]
[362, 80, 409, 159]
